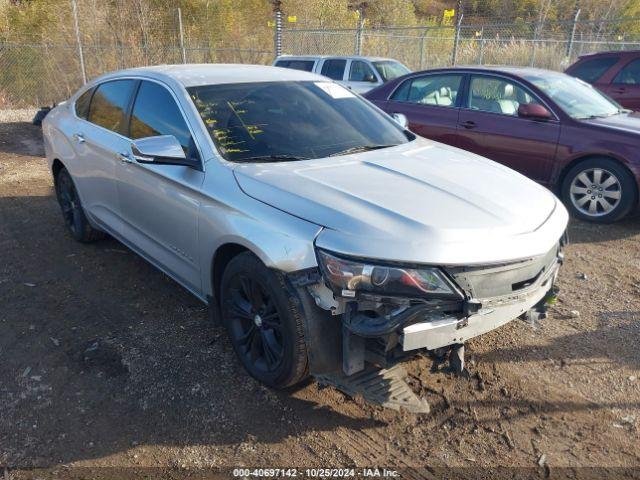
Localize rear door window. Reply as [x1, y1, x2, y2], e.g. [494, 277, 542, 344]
[88, 80, 137, 135]
[570, 57, 619, 83]
[391, 74, 463, 108]
[320, 59, 347, 80]
[129, 80, 193, 154]
[613, 59, 640, 84]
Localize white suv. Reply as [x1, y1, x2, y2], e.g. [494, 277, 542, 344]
[273, 55, 411, 93]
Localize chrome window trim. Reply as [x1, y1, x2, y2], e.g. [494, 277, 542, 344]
[387, 70, 560, 122]
[71, 75, 205, 171]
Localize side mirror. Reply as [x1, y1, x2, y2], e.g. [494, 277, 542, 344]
[131, 135, 196, 168]
[391, 112, 409, 129]
[364, 74, 377, 83]
[518, 103, 553, 120]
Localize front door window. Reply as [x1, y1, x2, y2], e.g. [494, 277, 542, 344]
[468, 76, 540, 116]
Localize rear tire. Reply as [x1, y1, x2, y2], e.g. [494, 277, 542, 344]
[561, 157, 637, 223]
[220, 252, 309, 388]
[55, 167, 106, 242]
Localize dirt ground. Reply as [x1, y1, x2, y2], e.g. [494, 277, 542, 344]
[1, 119, 639, 479]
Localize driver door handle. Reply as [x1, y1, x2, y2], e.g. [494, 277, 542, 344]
[118, 152, 134, 164]
[461, 120, 477, 129]
[72, 132, 85, 144]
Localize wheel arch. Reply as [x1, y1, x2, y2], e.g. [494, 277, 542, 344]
[210, 242, 252, 307]
[51, 158, 65, 183]
[208, 240, 341, 377]
[556, 153, 638, 200]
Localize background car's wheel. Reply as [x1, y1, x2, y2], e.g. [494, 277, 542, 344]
[55, 167, 106, 242]
[220, 252, 309, 388]
[561, 157, 637, 223]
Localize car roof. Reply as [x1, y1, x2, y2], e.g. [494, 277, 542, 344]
[93, 64, 326, 88]
[578, 49, 640, 59]
[275, 55, 396, 62]
[409, 65, 564, 79]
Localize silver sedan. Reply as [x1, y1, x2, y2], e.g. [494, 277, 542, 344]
[43, 64, 568, 388]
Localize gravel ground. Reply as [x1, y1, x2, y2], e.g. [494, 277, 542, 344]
[0, 120, 639, 479]
[0, 109, 37, 123]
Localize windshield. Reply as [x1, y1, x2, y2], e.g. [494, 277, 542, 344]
[526, 73, 622, 119]
[372, 60, 411, 82]
[188, 81, 410, 162]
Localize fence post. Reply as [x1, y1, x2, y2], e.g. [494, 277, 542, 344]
[530, 27, 537, 67]
[478, 26, 484, 65]
[274, 3, 283, 57]
[178, 8, 186, 63]
[419, 28, 427, 69]
[71, 0, 87, 84]
[566, 8, 581, 59]
[354, 10, 364, 55]
[451, 14, 463, 66]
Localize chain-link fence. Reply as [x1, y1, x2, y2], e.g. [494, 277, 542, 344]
[283, 16, 640, 72]
[2, 5, 640, 109]
[0, 42, 272, 108]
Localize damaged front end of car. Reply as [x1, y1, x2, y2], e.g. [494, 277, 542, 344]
[287, 235, 566, 380]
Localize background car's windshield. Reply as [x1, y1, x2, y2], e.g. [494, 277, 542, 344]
[526, 73, 621, 119]
[188, 81, 409, 162]
[372, 61, 410, 82]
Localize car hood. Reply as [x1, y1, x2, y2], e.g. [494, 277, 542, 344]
[233, 138, 567, 265]
[580, 111, 640, 134]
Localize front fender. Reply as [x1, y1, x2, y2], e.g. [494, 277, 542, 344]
[197, 168, 323, 297]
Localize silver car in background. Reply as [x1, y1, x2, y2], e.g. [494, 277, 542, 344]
[43, 64, 568, 389]
[273, 55, 411, 93]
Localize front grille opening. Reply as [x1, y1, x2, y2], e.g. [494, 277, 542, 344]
[444, 243, 559, 299]
[511, 268, 543, 291]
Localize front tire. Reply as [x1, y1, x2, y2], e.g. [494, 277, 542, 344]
[220, 252, 309, 388]
[54, 167, 106, 242]
[561, 157, 637, 223]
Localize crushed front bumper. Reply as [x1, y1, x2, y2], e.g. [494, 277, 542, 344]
[401, 255, 560, 351]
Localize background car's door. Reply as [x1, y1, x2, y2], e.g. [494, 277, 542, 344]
[345, 59, 382, 93]
[456, 74, 560, 184]
[117, 80, 204, 294]
[70, 79, 138, 233]
[384, 72, 465, 146]
[604, 58, 640, 110]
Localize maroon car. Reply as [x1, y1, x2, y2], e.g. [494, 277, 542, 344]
[566, 50, 640, 111]
[364, 66, 640, 223]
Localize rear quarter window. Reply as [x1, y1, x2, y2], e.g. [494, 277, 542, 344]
[569, 57, 620, 83]
[75, 88, 93, 119]
[276, 60, 315, 72]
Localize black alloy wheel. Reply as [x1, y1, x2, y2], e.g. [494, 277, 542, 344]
[55, 167, 105, 242]
[226, 274, 285, 373]
[220, 252, 309, 388]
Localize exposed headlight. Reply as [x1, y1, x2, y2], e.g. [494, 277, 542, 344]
[316, 250, 460, 299]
